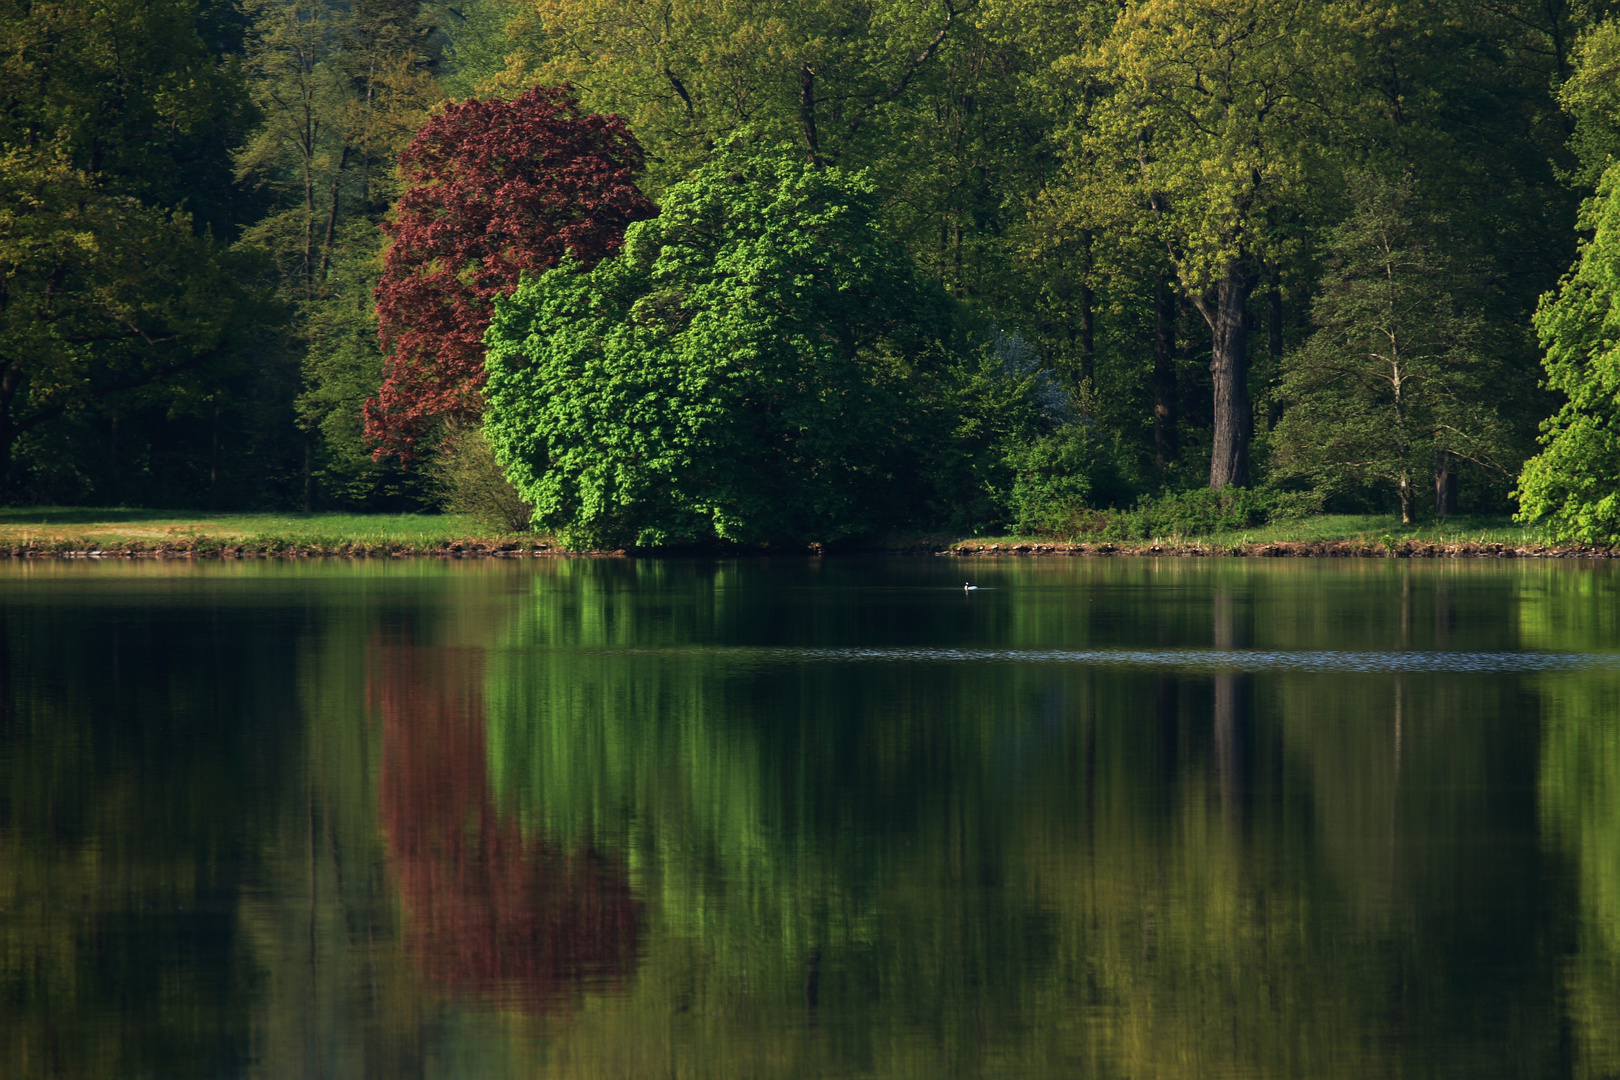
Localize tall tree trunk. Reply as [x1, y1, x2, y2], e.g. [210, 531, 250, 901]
[1196, 262, 1253, 489]
[1434, 449, 1457, 517]
[1153, 282, 1178, 470]
[303, 430, 315, 512]
[317, 148, 349, 285]
[799, 61, 821, 165]
[1399, 472, 1415, 525]
[303, 156, 317, 294]
[1079, 231, 1095, 386]
[210, 402, 221, 491]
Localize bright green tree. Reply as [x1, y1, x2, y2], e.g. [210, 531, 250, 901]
[1560, 18, 1620, 191]
[1515, 160, 1620, 542]
[1271, 174, 1509, 522]
[482, 147, 954, 548]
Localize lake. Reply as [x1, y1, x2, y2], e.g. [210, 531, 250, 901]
[1, 556, 1617, 1078]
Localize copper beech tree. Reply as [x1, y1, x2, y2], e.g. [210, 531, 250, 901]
[366, 86, 655, 458]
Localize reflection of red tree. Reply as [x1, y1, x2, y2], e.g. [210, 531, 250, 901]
[374, 641, 638, 1009]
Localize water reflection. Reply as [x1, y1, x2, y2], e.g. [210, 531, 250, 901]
[373, 638, 638, 1011]
[0, 558, 1616, 1077]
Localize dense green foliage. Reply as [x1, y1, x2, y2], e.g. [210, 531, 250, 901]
[8, 0, 1620, 538]
[1517, 165, 1620, 542]
[1272, 175, 1513, 523]
[484, 152, 955, 546]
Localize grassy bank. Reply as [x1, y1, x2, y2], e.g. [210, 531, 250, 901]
[0, 507, 539, 555]
[939, 514, 1545, 551]
[0, 507, 1599, 558]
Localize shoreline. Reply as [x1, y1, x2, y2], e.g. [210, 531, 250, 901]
[1, 537, 1613, 560]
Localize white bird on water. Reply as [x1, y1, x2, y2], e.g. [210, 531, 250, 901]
[963, 582, 979, 592]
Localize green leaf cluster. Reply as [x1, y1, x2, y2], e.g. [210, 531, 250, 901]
[1272, 173, 1511, 521]
[483, 148, 958, 548]
[0, 143, 266, 486]
[1517, 163, 1620, 542]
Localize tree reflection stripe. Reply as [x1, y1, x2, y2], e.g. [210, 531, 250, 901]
[519, 647, 1620, 672]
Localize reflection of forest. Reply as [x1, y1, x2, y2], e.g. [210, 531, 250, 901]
[2, 561, 1620, 1078]
[373, 638, 638, 1009]
[465, 561, 1565, 1077]
[1523, 570, 1620, 1080]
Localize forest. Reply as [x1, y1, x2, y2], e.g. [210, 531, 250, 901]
[10, 0, 1620, 547]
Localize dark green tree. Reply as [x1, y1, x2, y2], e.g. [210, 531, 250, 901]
[0, 146, 263, 497]
[1271, 174, 1510, 522]
[0, 0, 251, 232]
[0, 0, 269, 503]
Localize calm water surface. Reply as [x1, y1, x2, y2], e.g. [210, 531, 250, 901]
[2, 557, 1619, 1078]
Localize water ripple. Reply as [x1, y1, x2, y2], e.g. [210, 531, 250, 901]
[572, 646, 1620, 673]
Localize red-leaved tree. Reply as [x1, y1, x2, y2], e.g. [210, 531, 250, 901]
[367, 86, 656, 458]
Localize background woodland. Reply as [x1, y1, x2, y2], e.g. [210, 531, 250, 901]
[7, 0, 1620, 540]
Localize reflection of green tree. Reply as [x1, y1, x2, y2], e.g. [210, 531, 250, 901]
[1540, 671, 1620, 1079]
[470, 559, 1567, 1078]
[1518, 562, 1620, 655]
[1519, 565, 1620, 1077]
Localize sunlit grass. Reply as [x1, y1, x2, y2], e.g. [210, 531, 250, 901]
[946, 514, 1549, 549]
[0, 507, 517, 546]
[0, 507, 1565, 552]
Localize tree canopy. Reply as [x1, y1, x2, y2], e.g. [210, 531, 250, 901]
[1516, 163, 1620, 541]
[1271, 175, 1510, 523]
[368, 86, 656, 458]
[0, 144, 261, 496]
[482, 149, 953, 547]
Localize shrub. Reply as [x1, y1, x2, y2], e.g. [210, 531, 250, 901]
[1016, 484, 1320, 542]
[1004, 427, 1126, 536]
[1103, 487, 1321, 540]
[426, 424, 534, 533]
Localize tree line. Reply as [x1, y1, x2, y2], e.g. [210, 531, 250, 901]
[8, 0, 1620, 543]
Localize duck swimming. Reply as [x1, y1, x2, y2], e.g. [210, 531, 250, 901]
[963, 582, 979, 591]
